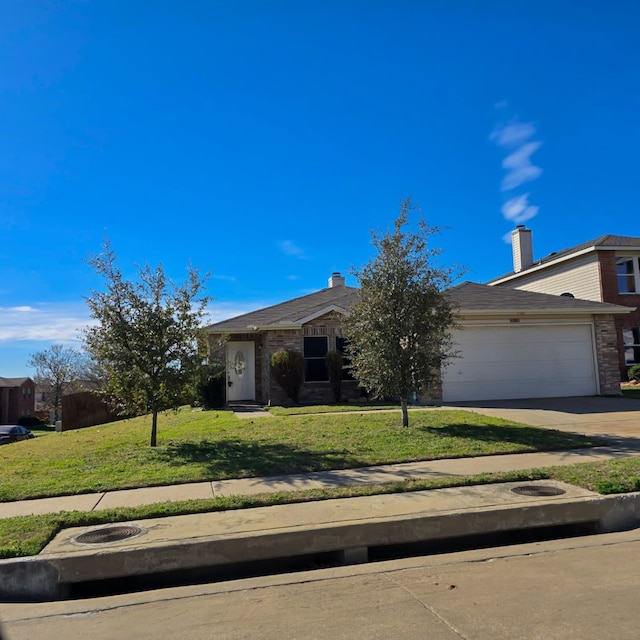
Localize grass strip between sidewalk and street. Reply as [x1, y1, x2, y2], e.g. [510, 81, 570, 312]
[2, 456, 640, 559]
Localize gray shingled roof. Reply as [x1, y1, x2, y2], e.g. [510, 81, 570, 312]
[208, 281, 631, 333]
[488, 234, 640, 283]
[208, 285, 360, 331]
[448, 282, 632, 314]
[0, 377, 31, 388]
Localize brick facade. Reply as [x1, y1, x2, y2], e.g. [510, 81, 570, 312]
[209, 316, 363, 406]
[0, 378, 35, 423]
[593, 314, 625, 395]
[598, 251, 640, 379]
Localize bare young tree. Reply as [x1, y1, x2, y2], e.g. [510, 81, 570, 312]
[83, 240, 211, 447]
[28, 345, 87, 423]
[344, 198, 461, 427]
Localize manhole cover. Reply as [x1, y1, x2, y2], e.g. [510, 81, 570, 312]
[74, 525, 144, 545]
[511, 485, 566, 497]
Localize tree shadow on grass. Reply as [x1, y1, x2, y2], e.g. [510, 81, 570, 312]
[156, 423, 604, 482]
[157, 439, 364, 478]
[417, 422, 601, 450]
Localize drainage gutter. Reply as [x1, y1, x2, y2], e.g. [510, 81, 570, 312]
[1, 481, 639, 602]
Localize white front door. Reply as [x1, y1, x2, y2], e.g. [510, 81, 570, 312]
[227, 341, 256, 402]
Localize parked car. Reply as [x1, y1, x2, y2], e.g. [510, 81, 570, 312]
[0, 425, 36, 445]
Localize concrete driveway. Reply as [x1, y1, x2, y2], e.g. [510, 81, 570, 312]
[445, 395, 640, 443]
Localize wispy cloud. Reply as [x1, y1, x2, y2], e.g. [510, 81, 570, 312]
[8, 305, 38, 313]
[0, 300, 281, 348]
[210, 274, 237, 283]
[501, 141, 542, 191]
[0, 303, 94, 343]
[491, 112, 543, 230]
[490, 121, 536, 148]
[501, 194, 539, 224]
[279, 240, 306, 259]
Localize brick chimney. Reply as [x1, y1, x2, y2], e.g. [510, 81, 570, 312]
[328, 272, 345, 287]
[512, 226, 533, 273]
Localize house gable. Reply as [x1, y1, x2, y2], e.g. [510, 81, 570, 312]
[207, 284, 359, 333]
[489, 253, 602, 300]
[298, 305, 350, 326]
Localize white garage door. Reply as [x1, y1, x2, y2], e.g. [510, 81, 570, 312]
[442, 324, 598, 402]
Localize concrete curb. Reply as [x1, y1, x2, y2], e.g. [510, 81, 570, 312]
[2, 481, 640, 603]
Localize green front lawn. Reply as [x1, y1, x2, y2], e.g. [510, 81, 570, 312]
[0, 407, 598, 502]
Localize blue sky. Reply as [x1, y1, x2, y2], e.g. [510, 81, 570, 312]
[1, 1, 639, 377]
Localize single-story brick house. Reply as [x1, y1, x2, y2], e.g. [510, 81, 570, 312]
[206, 273, 631, 405]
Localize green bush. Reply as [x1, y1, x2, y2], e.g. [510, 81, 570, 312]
[628, 364, 640, 382]
[195, 364, 226, 409]
[271, 349, 305, 404]
[326, 350, 344, 403]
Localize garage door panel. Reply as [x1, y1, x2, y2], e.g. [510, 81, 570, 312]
[442, 325, 597, 402]
[453, 342, 592, 365]
[447, 358, 593, 382]
[443, 378, 596, 401]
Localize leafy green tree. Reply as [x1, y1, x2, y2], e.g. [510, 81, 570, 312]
[83, 240, 211, 446]
[344, 198, 460, 427]
[27, 344, 89, 423]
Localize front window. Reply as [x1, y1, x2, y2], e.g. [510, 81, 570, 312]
[616, 256, 640, 294]
[624, 328, 640, 366]
[304, 336, 329, 381]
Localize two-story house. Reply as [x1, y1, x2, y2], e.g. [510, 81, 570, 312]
[0, 377, 35, 424]
[487, 226, 640, 381]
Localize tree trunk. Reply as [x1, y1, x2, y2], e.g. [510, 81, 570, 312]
[401, 397, 409, 428]
[150, 410, 158, 447]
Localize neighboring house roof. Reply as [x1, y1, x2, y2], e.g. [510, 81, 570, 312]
[35, 379, 101, 395]
[208, 281, 632, 334]
[0, 377, 32, 388]
[208, 284, 360, 332]
[488, 234, 640, 284]
[448, 282, 633, 316]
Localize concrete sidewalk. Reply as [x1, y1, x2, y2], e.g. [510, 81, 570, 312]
[2, 443, 639, 519]
[2, 396, 640, 520]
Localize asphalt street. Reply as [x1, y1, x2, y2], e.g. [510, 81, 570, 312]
[2, 529, 640, 639]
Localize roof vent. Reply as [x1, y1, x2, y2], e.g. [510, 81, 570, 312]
[328, 272, 345, 288]
[512, 226, 534, 273]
